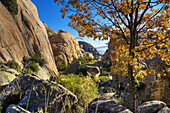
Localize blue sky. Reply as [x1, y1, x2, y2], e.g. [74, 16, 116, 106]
[31, 0, 108, 53]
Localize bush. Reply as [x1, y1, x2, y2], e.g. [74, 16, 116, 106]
[46, 27, 56, 35]
[103, 61, 112, 68]
[56, 74, 99, 106]
[22, 68, 34, 74]
[30, 53, 46, 67]
[71, 57, 93, 65]
[56, 62, 68, 72]
[102, 71, 111, 76]
[29, 62, 39, 72]
[99, 76, 111, 82]
[2, 0, 18, 15]
[75, 65, 87, 76]
[5, 60, 20, 72]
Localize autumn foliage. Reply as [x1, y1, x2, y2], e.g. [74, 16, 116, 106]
[54, 0, 169, 111]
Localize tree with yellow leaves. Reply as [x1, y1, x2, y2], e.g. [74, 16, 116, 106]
[54, 0, 169, 111]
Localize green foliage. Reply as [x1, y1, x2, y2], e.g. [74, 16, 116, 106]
[30, 53, 46, 67]
[56, 74, 99, 106]
[46, 27, 56, 36]
[71, 57, 93, 65]
[103, 61, 112, 69]
[2, 0, 18, 15]
[0, 103, 2, 113]
[29, 62, 39, 72]
[134, 79, 146, 91]
[56, 62, 68, 72]
[6, 60, 20, 72]
[75, 65, 87, 76]
[0, 61, 4, 65]
[99, 76, 111, 82]
[21, 53, 46, 74]
[92, 76, 100, 84]
[102, 71, 111, 76]
[21, 68, 34, 74]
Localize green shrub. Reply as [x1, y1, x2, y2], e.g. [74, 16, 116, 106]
[0, 62, 4, 65]
[75, 65, 87, 76]
[102, 71, 111, 76]
[30, 53, 46, 67]
[56, 74, 99, 106]
[6, 60, 20, 72]
[46, 27, 56, 35]
[99, 76, 111, 82]
[22, 68, 34, 74]
[56, 62, 68, 72]
[29, 62, 39, 72]
[103, 61, 112, 68]
[2, 0, 18, 15]
[71, 56, 93, 65]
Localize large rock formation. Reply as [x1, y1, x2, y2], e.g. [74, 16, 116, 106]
[50, 30, 84, 66]
[0, 75, 78, 113]
[0, 0, 58, 79]
[79, 41, 103, 60]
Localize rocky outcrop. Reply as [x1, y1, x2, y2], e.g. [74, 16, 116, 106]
[0, 0, 58, 79]
[50, 30, 84, 66]
[88, 97, 132, 113]
[0, 74, 78, 113]
[79, 41, 103, 60]
[63, 61, 100, 77]
[157, 107, 170, 113]
[0, 66, 18, 86]
[135, 100, 167, 113]
[84, 52, 94, 59]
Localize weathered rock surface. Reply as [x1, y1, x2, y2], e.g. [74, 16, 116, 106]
[84, 52, 94, 59]
[0, 66, 18, 86]
[157, 107, 170, 113]
[79, 41, 102, 60]
[0, 0, 58, 79]
[63, 61, 100, 77]
[135, 100, 167, 113]
[0, 74, 78, 113]
[50, 30, 84, 66]
[88, 97, 132, 113]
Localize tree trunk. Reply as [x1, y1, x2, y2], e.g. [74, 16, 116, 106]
[129, 31, 136, 112]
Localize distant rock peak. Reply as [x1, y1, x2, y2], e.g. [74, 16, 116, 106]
[79, 41, 102, 60]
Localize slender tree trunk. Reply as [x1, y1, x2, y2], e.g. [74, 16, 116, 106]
[129, 30, 136, 112]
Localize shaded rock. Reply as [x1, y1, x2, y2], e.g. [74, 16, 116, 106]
[50, 30, 84, 66]
[0, 0, 58, 79]
[83, 65, 100, 77]
[0, 75, 78, 113]
[6, 104, 31, 113]
[157, 107, 170, 113]
[88, 97, 132, 113]
[99, 86, 116, 94]
[135, 100, 167, 113]
[79, 41, 102, 60]
[63, 61, 81, 75]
